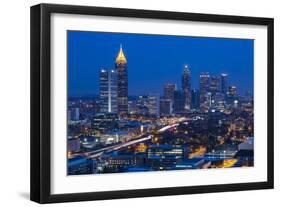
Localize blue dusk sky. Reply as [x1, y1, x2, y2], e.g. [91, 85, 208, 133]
[68, 31, 254, 97]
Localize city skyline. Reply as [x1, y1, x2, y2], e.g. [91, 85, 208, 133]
[67, 31, 254, 175]
[68, 31, 254, 97]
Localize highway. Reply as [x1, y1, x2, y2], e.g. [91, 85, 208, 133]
[76, 118, 189, 159]
[87, 135, 152, 158]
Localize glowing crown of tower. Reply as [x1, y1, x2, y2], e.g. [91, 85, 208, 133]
[115, 44, 127, 64]
[184, 65, 190, 72]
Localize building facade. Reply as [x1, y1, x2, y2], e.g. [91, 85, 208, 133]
[221, 73, 228, 94]
[191, 89, 200, 109]
[209, 76, 220, 95]
[173, 90, 185, 114]
[160, 99, 172, 116]
[164, 83, 176, 101]
[147, 94, 160, 116]
[68, 107, 80, 121]
[116, 45, 128, 115]
[182, 65, 191, 110]
[99, 69, 118, 113]
[229, 86, 237, 97]
[199, 72, 210, 107]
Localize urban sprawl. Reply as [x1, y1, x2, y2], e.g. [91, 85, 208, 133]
[67, 45, 254, 175]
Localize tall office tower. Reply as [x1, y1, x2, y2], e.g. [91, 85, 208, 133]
[182, 65, 191, 110]
[209, 76, 220, 95]
[128, 100, 137, 114]
[173, 90, 185, 114]
[191, 89, 200, 109]
[147, 94, 160, 116]
[160, 99, 172, 116]
[115, 45, 128, 115]
[221, 73, 228, 94]
[136, 95, 149, 115]
[229, 86, 237, 97]
[199, 72, 210, 106]
[164, 83, 176, 101]
[99, 69, 118, 113]
[206, 92, 212, 108]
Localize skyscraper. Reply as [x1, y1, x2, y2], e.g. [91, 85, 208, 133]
[160, 99, 172, 116]
[99, 69, 118, 113]
[191, 89, 200, 109]
[116, 45, 128, 115]
[206, 92, 212, 108]
[128, 100, 137, 114]
[173, 90, 185, 114]
[136, 95, 149, 115]
[209, 76, 220, 95]
[229, 86, 237, 97]
[221, 73, 228, 94]
[199, 72, 210, 106]
[68, 108, 80, 121]
[147, 94, 160, 116]
[182, 65, 191, 110]
[164, 83, 176, 101]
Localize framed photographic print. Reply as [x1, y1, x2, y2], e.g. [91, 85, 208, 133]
[30, 3, 274, 203]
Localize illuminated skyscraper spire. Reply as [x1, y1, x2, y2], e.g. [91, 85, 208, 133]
[116, 44, 127, 64]
[182, 65, 191, 110]
[182, 65, 191, 92]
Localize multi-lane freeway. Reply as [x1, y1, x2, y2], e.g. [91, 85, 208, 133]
[86, 135, 153, 158]
[74, 118, 189, 159]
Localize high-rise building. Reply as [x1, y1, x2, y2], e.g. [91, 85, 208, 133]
[191, 89, 200, 109]
[136, 96, 149, 115]
[221, 73, 228, 94]
[206, 92, 212, 108]
[91, 113, 118, 134]
[209, 76, 220, 95]
[173, 90, 185, 114]
[116, 45, 128, 115]
[99, 69, 118, 113]
[160, 99, 172, 116]
[199, 72, 210, 106]
[182, 65, 191, 91]
[182, 65, 191, 110]
[164, 83, 176, 101]
[147, 94, 160, 116]
[229, 86, 237, 97]
[128, 100, 137, 114]
[68, 108, 80, 121]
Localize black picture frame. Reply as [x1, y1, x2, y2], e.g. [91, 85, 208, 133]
[30, 3, 274, 204]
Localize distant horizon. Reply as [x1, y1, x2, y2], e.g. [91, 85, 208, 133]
[68, 31, 254, 97]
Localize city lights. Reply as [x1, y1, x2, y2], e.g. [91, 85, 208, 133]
[67, 37, 254, 175]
